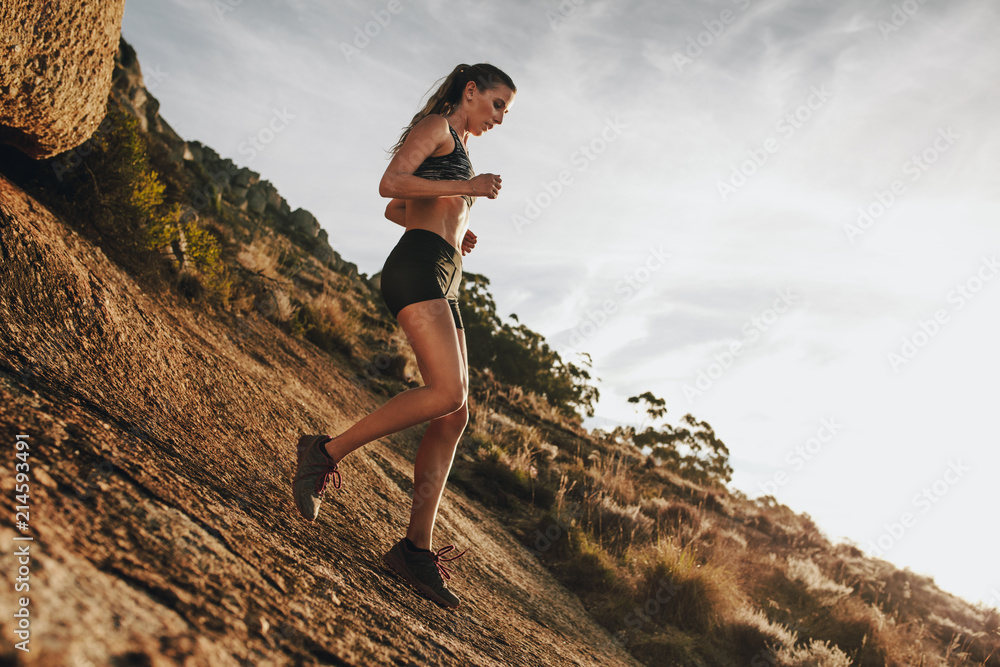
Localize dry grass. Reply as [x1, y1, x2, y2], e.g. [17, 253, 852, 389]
[726, 604, 798, 662]
[639, 496, 707, 547]
[524, 435, 1000, 666]
[785, 556, 853, 606]
[612, 538, 745, 636]
[774, 639, 852, 667]
[235, 230, 285, 279]
[587, 450, 639, 506]
[307, 290, 363, 351]
[586, 495, 655, 554]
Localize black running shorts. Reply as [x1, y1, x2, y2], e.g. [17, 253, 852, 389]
[380, 229, 464, 329]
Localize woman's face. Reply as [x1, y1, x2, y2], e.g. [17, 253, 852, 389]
[465, 83, 515, 137]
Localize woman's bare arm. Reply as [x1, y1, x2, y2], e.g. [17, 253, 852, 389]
[379, 115, 501, 200]
[379, 115, 471, 199]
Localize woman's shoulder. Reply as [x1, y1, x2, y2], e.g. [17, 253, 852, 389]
[405, 114, 453, 150]
[413, 113, 450, 133]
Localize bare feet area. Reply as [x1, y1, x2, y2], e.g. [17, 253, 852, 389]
[0, 175, 641, 666]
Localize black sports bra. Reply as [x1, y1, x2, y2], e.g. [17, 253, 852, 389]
[412, 123, 476, 207]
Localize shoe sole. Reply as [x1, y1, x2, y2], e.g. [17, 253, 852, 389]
[383, 545, 460, 609]
[293, 435, 330, 523]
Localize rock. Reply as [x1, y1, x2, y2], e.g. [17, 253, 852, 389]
[261, 181, 284, 211]
[186, 141, 203, 162]
[217, 158, 237, 183]
[200, 143, 221, 165]
[111, 39, 186, 159]
[232, 167, 259, 188]
[246, 188, 267, 215]
[287, 208, 320, 238]
[312, 243, 335, 264]
[0, 0, 128, 158]
[310, 230, 336, 266]
[229, 186, 249, 203]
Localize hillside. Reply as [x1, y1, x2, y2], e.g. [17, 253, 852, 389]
[1, 35, 998, 667]
[0, 169, 642, 666]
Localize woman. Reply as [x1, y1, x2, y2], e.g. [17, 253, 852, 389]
[292, 63, 516, 609]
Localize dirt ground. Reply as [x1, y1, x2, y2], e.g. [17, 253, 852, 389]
[0, 174, 643, 666]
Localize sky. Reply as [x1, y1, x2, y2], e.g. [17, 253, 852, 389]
[120, 0, 1000, 608]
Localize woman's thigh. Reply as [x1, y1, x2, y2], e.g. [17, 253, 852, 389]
[397, 298, 465, 397]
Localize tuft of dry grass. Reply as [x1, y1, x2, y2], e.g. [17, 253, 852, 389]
[586, 495, 655, 555]
[726, 604, 798, 662]
[774, 639, 852, 667]
[785, 556, 853, 606]
[609, 538, 745, 636]
[587, 451, 638, 506]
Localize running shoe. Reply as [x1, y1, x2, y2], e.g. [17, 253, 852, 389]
[292, 435, 341, 522]
[383, 538, 468, 608]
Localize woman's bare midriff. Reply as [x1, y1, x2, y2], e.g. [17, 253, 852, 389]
[404, 195, 470, 252]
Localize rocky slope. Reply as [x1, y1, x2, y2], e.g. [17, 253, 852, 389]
[0, 172, 641, 666]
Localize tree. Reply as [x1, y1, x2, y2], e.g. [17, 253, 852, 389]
[622, 392, 733, 486]
[460, 272, 599, 419]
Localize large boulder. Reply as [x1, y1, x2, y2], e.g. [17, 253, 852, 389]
[246, 186, 267, 215]
[0, 0, 127, 158]
[312, 229, 335, 264]
[232, 167, 259, 188]
[287, 208, 320, 238]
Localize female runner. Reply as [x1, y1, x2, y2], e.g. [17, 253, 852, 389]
[292, 63, 516, 608]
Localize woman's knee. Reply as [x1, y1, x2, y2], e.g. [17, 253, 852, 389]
[443, 401, 469, 428]
[429, 384, 467, 416]
[432, 401, 469, 436]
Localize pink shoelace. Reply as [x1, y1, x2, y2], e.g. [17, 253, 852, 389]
[312, 460, 341, 496]
[431, 544, 469, 581]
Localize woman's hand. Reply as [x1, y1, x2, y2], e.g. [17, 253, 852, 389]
[468, 173, 502, 199]
[384, 198, 406, 226]
[461, 229, 478, 255]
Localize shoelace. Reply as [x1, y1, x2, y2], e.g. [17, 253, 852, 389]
[311, 460, 341, 496]
[431, 544, 469, 581]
